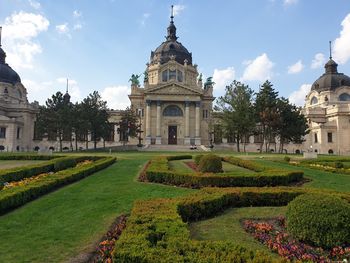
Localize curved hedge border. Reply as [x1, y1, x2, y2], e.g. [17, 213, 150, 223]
[143, 155, 304, 188]
[297, 158, 350, 175]
[0, 154, 60, 160]
[0, 156, 97, 184]
[0, 156, 116, 214]
[114, 187, 350, 262]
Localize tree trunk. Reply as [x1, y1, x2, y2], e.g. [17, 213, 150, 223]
[236, 134, 240, 152]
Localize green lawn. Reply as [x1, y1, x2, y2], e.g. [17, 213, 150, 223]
[189, 206, 286, 258]
[0, 160, 47, 170]
[253, 159, 350, 193]
[222, 161, 256, 174]
[1, 152, 350, 262]
[0, 156, 194, 262]
[168, 159, 194, 173]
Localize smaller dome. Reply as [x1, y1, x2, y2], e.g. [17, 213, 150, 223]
[0, 47, 21, 85]
[311, 58, 350, 92]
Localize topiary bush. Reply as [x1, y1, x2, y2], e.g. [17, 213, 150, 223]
[198, 154, 223, 173]
[194, 154, 204, 165]
[286, 193, 350, 248]
[284, 156, 291, 163]
[334, 161, 344, 169]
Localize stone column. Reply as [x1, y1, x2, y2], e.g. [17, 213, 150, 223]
[156, 100, 162, 144]
[195, 101, 201, 145]
[145, 100, 152, 145]
[184, 101, 190, 145]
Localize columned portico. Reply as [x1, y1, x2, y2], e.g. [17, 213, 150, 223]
[145, 100, 152, 145]
[184, 101, 190, 145]
[156, 100, 162, 144]
[195, 101, 201, 145]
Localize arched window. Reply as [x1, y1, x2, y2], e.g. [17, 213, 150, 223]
[0, 145, 4, 151]
[339, 93, 350, 101]
[295, 149, 301, 154]
[310, 96, 318, 105]
[328, 149, 334, 154]
[163, 105, 183, 116]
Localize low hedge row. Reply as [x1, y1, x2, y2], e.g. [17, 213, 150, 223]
[0, 156, 96, 184]
[114, 187, 350, 262]
[297, 158, 350, 175]
[0, 156, 116, 214]
[222, 156, 265, 172]
[0, 154, 60, 160]
[144, 155, 304, 188]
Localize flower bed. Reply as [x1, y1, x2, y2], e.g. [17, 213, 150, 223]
[243, 217, 350, 262]
[113, 187, 350, 262]
[0, 155, 94, 184]
[0, 156, 116, 214]
[294, 158, 350, 175]
[142, 155, 304, 188]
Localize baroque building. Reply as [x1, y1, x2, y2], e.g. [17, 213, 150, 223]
[0, 30, 38, 152]
[128, 11, 214, 146]
[303, 54, 350, 155]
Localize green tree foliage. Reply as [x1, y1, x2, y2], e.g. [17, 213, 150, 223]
[254, 81, 280, 152]
[276, 98, 309, 152]
[215, 80, 255, 152]
[117, 107, 138, 146]
[80, 91, 110, 149]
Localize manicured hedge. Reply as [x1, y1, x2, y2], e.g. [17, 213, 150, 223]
[114, 187, 350, 262]
[297, 158, 350, 175]
[0, 156, 116, 214]
[0, 154, 60, 160]
[144, 155, 304, 188]
[0, 156, 95, 184]
[286, 193, 350, 248]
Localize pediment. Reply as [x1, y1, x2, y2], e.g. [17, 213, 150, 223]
[146, 83, 202, 96]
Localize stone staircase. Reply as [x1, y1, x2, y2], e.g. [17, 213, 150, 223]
[140, 144, 210, 152]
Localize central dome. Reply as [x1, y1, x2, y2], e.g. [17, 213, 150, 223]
[150, 13, 192, 65]
[311, 58, 350, 92]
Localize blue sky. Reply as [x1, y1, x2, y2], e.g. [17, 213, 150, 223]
[1, 0, 350, 109]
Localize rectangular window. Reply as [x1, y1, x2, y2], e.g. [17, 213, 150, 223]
[202, 110, 208, 119]
[169, 70, 176, 80]
[17, 127, 21, 139]
[327, 132, 332, 143]
[162, 70, 168, 82]
[314, 133, 318, 143]
[0, 127, 6, 138]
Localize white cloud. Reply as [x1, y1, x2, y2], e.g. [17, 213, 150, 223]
[101, 86, 131, 110]
[241, 53, 274, 82]
[284, 0, 298, 6]
[2, 11, 49, 69]
[288, 84, 311, 106]
[287, 60, 304, 74]
[140, 13, 151, 26]
[73, 10, 82, 18]
[172, 5, 185, 16]
[73, 23, 82, 30]
[212, 67, 235, 95]
[22, 79, 54, 103]
[28, 0, 41, 9]
[56, 23, 69, 34]
[333, 13, 350, 64]
[311, 53, 325, 69]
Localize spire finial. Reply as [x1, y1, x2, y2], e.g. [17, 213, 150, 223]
[66, 78, 69, 93]
[171, 5, 174, 22]
[0, 26, 2, 47]
[329, 40, 332, 59]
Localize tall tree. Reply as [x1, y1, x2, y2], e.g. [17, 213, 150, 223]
[81, 91, 110, 149]
[117, 107, 138, 146]
[215, 80, 255, 152]
[276, 98, 309, 152]
[254, 80, 279, 152]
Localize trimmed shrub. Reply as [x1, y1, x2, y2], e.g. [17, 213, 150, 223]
[198, 154, 222, 173]
[194, 154, 204, 165]
[286, 193, 350, 248]
[284, 156, 291, 162]
[167, 155, 192, 161]
[114, 187, 349, 262]
[334, 161, 344, 169]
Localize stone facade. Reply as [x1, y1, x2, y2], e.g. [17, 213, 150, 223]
[0, 39, 38, 152]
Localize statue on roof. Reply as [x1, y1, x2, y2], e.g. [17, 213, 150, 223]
[129, 74, 141, 86]
[143, 71, 148, 82]
[204, 77, 215, 88]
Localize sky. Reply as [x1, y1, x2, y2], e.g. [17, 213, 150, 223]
[1, 0, 350, 109]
